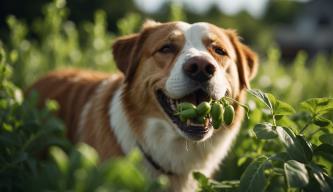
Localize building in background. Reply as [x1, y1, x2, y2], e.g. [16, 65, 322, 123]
[276, 0, 333, 58]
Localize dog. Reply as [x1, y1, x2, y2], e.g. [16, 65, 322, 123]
[30, 20, 258, 191]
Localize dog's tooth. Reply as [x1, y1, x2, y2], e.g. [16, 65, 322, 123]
[190, 122, 202, 126]
[171, 103, 176, 111]
[187, 119, 191, 126]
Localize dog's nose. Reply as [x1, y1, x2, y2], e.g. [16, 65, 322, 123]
[183, 56, 216, 82]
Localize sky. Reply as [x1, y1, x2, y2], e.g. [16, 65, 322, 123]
[133, 0, 311, 18]
[134, 0, 270, 18]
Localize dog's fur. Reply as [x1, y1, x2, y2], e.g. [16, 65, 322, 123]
[30, 21, 258, 191]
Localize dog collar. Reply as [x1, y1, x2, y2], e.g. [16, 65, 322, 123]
[137, 143, 174, 176]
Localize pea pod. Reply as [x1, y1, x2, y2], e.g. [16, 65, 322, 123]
[212, 117, 223, 129]
[196, 102, 211, 116]
[211, 103, 223, 129]
[195, 116, 206, 124]
[224, 104, 235, 125]
[179, 115, 187, 122]
[177, 102, 196, 112]
[179, 108, 197, 120]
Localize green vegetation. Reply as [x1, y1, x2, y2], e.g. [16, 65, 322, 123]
[0, 47, 167, 191]
[194, 90, 333, 191]
[0, 0, 332, 191]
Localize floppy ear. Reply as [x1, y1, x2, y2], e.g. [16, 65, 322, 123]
[112, 34, 139, 74]
[226, 30, 258, 89]
[112, 20, 161, 78]
[142, 19, 161, 29]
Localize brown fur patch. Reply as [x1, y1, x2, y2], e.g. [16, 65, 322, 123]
[225, 30, 258, 88]
[79, 74, 125, 159]
[29, 69, 124, 159]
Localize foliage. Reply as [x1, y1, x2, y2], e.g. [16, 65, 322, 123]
[194, 90, 333, 192]
[254, 49, 333, 105]
[0, 47, 166, 192]
[4, 0, 117, 87]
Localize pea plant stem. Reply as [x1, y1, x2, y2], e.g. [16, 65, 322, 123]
[307, 126, 322, 139]
[300, 118, 313, 134]
[272, 114, 277, 127]
[224, 96, 250, 118]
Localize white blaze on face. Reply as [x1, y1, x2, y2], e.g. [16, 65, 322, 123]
[165, 22, 229, 99]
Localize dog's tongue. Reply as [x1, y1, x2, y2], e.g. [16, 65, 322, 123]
[180, 90, 210, 105]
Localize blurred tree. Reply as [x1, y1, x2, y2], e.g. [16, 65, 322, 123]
[264, 0, 303, 24]
[0, 0, 141, 32]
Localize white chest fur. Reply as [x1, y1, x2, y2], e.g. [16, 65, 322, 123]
[109, 87, 242, 192]
[143, 118, 241, 176]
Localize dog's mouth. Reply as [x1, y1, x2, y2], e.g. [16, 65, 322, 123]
[156, 89, 213, 141]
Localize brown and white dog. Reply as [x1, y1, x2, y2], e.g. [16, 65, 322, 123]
[30, 20, 258, 191]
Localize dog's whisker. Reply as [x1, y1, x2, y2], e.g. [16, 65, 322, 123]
[185, 140, 189, 151]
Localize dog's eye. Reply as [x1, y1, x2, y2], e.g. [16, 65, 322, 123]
[158, 44, 175, 54]
[214, 46, 227, 56]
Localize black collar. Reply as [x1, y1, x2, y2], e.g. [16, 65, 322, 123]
[137, 143, 174, 176]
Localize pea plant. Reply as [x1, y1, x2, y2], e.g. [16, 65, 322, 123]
[194, 89, 333, 192]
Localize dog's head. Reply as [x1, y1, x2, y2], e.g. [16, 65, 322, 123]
[113, 21, 258, 142]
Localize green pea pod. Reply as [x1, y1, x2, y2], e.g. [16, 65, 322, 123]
[211, 103, 223, 129]
[177, 102, 196, 112]
[179, 108, 197, 120]
[224, 104, 235, 125]
[212, 117, 223, 129]
[180, 115, 187, 122]
[196, 102, 211, 116]
[211, 103, 223, 120]
[195, 116, 206, 124]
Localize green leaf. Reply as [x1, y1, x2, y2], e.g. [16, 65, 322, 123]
[238, 156, 249, 166]
[239, 156, 268, 192]
[271, 152, 290, 162]
[319, 134, 333, 146]
[266, 93, 277, 108]
[276, 126, 296, 146]
[326, 176, 333, 189]
[46, 99, 59, 112]
[274, 100, 296, 116]
[314, 144, 333, 162]
[296, 135, 313, 162]
[77, 143, 99, 168]
[314, 117, 333, 128]
[248, 90, 295, 116]
[253, 123, 277, 139]
[315, 144, 333, 154]
[193, 171, 209, 187]
[308, 163, 331, 192]
[276, 126, 308, 163]
[300, 98, 333, 115]
[300, 99, 316, 114]
[211, 180, 240, 189]
[248, 89, 273, 110]
[284, 160, 309, 188]
[50, 146, 69, 173]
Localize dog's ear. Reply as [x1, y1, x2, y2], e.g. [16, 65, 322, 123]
[112, 20, 161, 78]
[112, 34, 139, 74]
[226, 30, 258, 89]
[142, 19, 161, 29]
